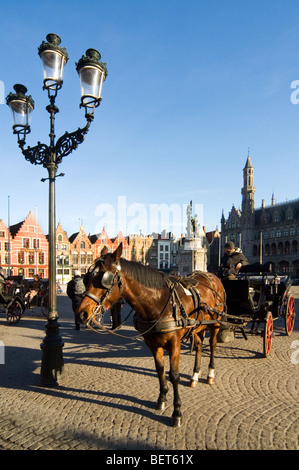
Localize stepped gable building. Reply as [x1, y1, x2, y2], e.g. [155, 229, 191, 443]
[69, 225, 95, 276]
[89, 227, 130, 260]
[8, 211, 49, 278]
[89, 226, 113, 257]
[113, 231, 130, 259]
[221, 155, 299, 277]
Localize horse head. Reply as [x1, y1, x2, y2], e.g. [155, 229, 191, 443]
[76, 243, 123, 327]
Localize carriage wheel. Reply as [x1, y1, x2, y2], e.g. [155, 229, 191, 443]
[285, 295, 295, 336]
[6, 299, 23, 324]
[40, 292, 49, 317]
[263, 312, 273, 358]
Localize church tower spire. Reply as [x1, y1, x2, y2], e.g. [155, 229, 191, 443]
[241, 149, 255, 214]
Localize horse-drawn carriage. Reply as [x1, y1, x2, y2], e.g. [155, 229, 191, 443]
[75, 244, 296, 427]
[0, 276, 49, 324]
[220, 263, 296, 357]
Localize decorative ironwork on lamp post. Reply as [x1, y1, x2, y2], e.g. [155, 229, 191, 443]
[6, 33, 108, 387]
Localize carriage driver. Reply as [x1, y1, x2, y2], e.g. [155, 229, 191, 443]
[218, 241, 249, 280]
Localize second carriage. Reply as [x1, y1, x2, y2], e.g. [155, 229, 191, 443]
[219, 263, 296, 357]
[0, 276, 49, 324]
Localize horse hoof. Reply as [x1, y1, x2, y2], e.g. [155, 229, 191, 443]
[156, 401, 166, 411]
[190, 379, 198, 388]
[207, 377, 214, 385]
[172, 416, 182, 428]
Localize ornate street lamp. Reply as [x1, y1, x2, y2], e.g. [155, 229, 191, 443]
[6, 34, 108, 387]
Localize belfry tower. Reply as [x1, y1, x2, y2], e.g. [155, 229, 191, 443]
[241, 152, 255, 252]
[241, 153, 255, 216]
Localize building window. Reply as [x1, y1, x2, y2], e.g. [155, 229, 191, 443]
[33, 239, 40, 249]
[29, 252, 35, 264]
[18, 251, 25, 264]
[292, 241, 297, 254]
[39, 252, 45, 264]
[23, 238, 30, 248]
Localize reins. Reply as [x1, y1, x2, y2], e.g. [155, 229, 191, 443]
[85, 280, 177, 339]
[82, 261, 225, 341]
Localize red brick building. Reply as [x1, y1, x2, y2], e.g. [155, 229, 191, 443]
[90, 226, 113, 258]
[9, 211, 49, 278]
[90, 227, 130, 260]
[112, 231, 130, 259]
[0, 212, 182, 283]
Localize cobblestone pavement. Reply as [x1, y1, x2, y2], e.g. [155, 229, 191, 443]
[0, 287, 298, 451]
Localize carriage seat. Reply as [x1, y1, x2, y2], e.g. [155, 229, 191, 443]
[239, 262, 274, 274]
[222, 279, 262, 316]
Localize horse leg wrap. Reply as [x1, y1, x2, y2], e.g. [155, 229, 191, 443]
[207, 368, 215, 385]
[190, 370, 201, 388]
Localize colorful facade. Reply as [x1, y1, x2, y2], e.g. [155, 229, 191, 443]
[4, 211, 49, 278]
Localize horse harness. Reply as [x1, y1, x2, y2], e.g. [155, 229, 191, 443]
[83, 258, 123, 322]
[82, 259, 225, 338]
[133, 272, 225, 339]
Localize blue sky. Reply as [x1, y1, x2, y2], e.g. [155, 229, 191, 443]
[1, 0, 299, 238]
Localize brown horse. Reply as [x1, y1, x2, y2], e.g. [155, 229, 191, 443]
[76, 243, 225, 427]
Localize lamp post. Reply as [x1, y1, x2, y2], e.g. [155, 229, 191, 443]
[6, 33, 108, 387]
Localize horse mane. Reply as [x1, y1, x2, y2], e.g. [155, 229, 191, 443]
[120, 258, 167, 289]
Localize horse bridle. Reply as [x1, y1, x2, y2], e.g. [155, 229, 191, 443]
[82, 260, 123, 328]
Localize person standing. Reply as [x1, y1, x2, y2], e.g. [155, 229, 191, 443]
[67, 270, 85, 330]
